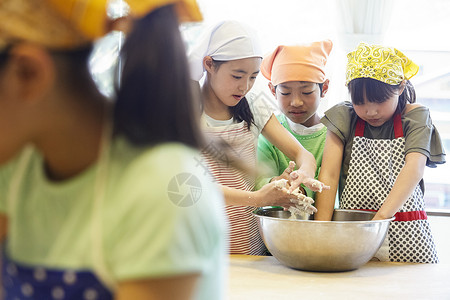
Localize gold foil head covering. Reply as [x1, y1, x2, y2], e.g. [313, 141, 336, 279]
[0, 0, 202, 50]
[345, 42, 419, 86]
[0, 0, 97, 49]
[126, 0, 202, 22]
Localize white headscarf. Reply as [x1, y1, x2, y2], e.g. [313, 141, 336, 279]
[188, 20, 263, 81]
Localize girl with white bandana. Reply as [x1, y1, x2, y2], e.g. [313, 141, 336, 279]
[189, 21, 328, 256]
[0, 1, 227, 299]
[315, 43, 446, 263]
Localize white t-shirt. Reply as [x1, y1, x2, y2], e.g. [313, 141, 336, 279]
[286, 117, 325, 135]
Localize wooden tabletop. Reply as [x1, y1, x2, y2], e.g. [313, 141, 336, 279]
[227, 254, 450, 299]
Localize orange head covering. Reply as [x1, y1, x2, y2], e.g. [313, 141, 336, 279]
[0, 0, 202, 50]
[261, 40, 333, 86]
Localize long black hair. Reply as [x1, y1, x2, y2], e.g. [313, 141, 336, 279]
[210, 59, 255, 130]
[0, 44, 12, 68]
[113, 5, 204, 148]
[348, 77, 416, 113]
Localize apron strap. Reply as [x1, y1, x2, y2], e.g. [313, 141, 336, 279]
[355, 118, 365, 137]
[354, 113, 404, 138]
[355, 209, 427, 221]
[394, 210, 427, 221]
[393, 113, 404, 138]
[91, 111, 115, 291]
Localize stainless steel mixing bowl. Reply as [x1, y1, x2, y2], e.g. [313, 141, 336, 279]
[253, 207, 395, 272]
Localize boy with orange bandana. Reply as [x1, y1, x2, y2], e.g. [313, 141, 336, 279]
[257, 40, 333, 200]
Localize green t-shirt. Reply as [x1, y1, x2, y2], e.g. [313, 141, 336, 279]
[0, 138, 227, 299]
[256, 114, 327, 199]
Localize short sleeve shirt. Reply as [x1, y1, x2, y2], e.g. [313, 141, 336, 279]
[256, 114, 327, 199]
[0, 140, 228, 300]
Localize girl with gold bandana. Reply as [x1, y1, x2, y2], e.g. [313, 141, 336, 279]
[315, 42, 446, 263]
[0, 1, 227, 299]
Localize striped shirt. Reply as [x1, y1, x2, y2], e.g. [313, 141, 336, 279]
[201, 92, 274, 255]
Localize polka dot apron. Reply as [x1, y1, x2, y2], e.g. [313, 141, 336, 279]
[340, 113, 438, 263]
[2, 260, 112, 300]
[2, 120, 115, 299]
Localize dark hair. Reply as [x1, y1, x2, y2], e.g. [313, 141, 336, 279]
[113, 5, 204, 148]
[348, 78, 416, 113]
[51, 46, 95, 93]
[211, 59, 255, 130]
[318, 82, 324, 97]
[0, 45, 12, 68]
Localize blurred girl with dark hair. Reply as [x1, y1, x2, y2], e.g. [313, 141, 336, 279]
[0, 1, 226, 299]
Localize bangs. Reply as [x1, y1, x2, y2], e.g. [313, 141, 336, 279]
[348, 78, 399, 105]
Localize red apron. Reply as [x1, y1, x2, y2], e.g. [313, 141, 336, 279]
[340, 113, 438, 263]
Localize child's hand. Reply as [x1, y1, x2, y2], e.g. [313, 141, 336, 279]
[269, 161, 296, 183]
[289, 170, 330, 193]
[268, 179, 317, 214]
[256, 179, 300, 207]
[288, 204, 317, 217]
[288, 190, 318, 215]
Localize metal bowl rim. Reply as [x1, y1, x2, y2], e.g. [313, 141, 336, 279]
[252, 207, 395, 223]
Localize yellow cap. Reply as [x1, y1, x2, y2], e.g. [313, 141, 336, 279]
[127, 0, 202, 22]
[0, 0, 202, 49]
[47, 0, 109, 42]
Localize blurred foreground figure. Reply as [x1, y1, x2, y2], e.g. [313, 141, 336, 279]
[0, 0, 227, 299]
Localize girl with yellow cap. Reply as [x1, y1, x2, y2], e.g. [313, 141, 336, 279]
[315, 43, 446, 263]
[189, 21, 328, 256]
[0, 1, 226, 299]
